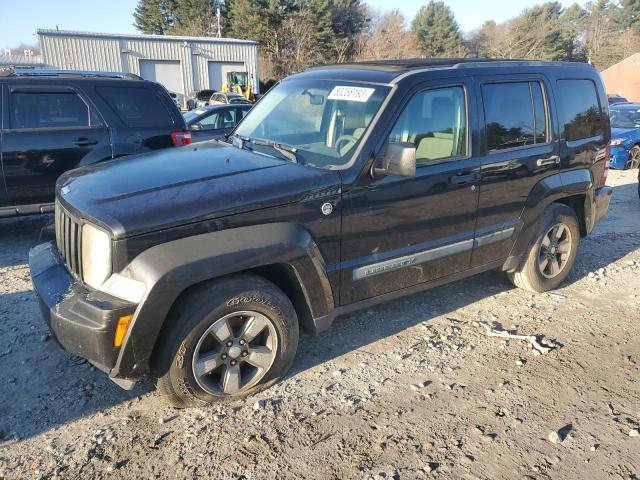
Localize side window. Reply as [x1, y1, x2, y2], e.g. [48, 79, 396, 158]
[219, 109, 236, 128]
[197, 112, 220, 130]
[557, 79, 603, 142]
[482, 81, 548, 151]
[9, 91, 89, 129]
[96, 86, 174, 128]
[388, 86, 467, 165]
[238, 107, 250, 120]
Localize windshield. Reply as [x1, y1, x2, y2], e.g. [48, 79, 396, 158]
[611, 107, 640, 128]
[234, 79, 389, 169]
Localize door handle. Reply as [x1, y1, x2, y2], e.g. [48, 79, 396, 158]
[536, 155, 560, 167]
[450, 172, 479, 185]
[73, 138, 99, 147]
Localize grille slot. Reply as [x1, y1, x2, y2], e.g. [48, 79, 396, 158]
[55, 202, 82, 278]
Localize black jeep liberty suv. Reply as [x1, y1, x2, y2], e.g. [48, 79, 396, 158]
[29, 59, 612, 407]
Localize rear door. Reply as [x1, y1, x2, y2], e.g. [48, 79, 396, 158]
[0, 83, 111, 209]
[93, 84, 183, 155]
[471, 75, 559, 267]
[0, 81, 10, 210]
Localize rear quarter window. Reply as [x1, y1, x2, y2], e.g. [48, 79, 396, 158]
[96, 86, 175, 128]
[556, 79, 603, 142]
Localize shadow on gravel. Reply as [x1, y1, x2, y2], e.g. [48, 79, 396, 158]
[0, 215, 51, 268]
[0, 181, 638, 440]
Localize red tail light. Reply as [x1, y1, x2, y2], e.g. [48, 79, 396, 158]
[599, 143, 610, 188]
[171, 131, 192, 146]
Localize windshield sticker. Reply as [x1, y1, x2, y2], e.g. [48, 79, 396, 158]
[328, 86, 376, 103]
[195, 109, 207, 114]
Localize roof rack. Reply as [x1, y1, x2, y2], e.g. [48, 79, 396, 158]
[0, 67, 142, 80]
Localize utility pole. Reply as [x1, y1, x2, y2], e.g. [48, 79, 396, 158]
[216, 8, 222, 38]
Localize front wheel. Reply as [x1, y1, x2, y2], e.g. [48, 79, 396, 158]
[154, 274, 299, 407]
[508, 203, 580, 293]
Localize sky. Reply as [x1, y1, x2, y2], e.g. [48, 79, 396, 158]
[0, 0, 589, 50]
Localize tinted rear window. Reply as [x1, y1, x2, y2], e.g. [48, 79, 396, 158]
[9, 91, 89, 129]
[97, 86, 174, 128]
[557, 80, 603, 142]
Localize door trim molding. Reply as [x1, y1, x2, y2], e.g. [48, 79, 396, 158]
[352, 226, 515, 281]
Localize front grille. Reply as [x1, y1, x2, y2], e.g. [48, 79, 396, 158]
[55, 201, 82, 278]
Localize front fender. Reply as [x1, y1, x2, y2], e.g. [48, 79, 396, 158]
[110, 223, 334, 379]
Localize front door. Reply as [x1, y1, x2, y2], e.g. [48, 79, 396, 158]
[1, 84, 111, 208]
[339, 80, 481, 304]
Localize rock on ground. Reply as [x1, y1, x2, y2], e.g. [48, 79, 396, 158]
[0, 170, 639, 479]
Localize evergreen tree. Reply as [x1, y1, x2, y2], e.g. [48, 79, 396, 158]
[133, 0, 176, 34]
[171, 0, 225, 36]
[411, 1, 463, 57]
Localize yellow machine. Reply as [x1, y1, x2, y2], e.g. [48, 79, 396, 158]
[221, 71, 254, 101]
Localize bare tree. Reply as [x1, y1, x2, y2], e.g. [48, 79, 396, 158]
[276, 10, 325, 77]
[356, 10, 421, 61]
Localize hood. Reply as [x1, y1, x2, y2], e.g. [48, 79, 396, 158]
[611, 127, 636, 138]
[57, 141, 341, 238]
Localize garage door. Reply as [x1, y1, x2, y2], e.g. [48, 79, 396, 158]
[139, 60, 183, 94]
[208, 61, 245, 91]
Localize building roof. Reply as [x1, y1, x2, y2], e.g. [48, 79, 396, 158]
[0, 54, 46, 67]
[600, 53, 640, 74]
[37, 28, 258, 45]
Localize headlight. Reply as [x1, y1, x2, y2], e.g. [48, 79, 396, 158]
[81, 224, 112, 289]
[610, 137, 629, 146]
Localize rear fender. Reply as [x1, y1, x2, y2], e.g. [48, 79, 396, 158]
[504, 169, 594, 271]
[110, 223, 334, 378]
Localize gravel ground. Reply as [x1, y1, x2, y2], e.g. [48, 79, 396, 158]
[0, 170, 639, 480]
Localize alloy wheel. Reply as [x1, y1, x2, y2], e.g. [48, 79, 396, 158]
[629, 147, 640, 170]
[538, 223, 573, 279]
[192, 311, 278, 396]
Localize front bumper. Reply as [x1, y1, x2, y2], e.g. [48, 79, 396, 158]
[593, 185, 613, 225]
[609, 146, 628, 169]
[29, 241, 137, 375]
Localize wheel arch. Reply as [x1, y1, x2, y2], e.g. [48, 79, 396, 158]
[503, 169, 594, 271]
[110, 223, 335, 380]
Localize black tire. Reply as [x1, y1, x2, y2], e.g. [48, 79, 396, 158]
[628, 145, 640, 170]
[508, 203, 580, 293]
[154, 274, 299, 407]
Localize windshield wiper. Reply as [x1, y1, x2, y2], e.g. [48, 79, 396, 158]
[231, 134, 299, 164]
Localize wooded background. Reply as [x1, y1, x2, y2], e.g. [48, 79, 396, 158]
[132, 0, 639, 84]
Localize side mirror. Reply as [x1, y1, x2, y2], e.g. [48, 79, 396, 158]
[190, 123, 202, 132]
[309, 94, 325, 105]
[373, 142, 417, 178]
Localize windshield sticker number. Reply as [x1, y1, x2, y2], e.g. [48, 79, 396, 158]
[328, 86, 375, 103]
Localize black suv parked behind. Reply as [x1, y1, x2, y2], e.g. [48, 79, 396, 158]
[0, 69, 191, 217]
[30, 59, 612, 407]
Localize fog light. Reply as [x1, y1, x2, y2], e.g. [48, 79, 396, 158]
[114, 315, 133, 347]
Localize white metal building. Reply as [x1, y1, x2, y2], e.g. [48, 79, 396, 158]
[37, 29, 259, 107]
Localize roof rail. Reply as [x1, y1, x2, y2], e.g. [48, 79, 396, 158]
[0, 67, 142, 80]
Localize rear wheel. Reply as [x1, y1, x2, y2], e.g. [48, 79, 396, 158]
[154, 274, 299, 407]
[628, 146, 640, 170]
[508, 203, 580, 293]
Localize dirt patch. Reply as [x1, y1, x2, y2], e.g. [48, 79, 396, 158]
[1, 170, 639, 479]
